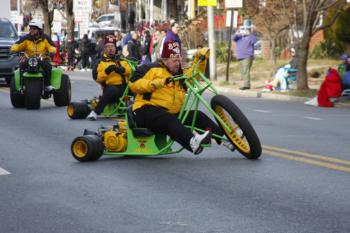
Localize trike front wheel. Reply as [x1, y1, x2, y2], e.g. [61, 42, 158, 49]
[211, 95, 261, 159]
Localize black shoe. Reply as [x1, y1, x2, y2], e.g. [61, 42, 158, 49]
[239, 87, 250, 90]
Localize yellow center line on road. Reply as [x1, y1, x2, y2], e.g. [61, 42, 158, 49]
[0, 87, 53, 104]
[262, 145, 350, 166]
[264, 149, 350, 173]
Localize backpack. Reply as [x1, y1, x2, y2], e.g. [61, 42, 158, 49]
[343, 71, 350, 86]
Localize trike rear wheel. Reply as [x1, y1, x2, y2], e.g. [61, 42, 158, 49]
[71, 135, 104, 162]
[67, 102, 91, 119]
[211, 95, 261, 159]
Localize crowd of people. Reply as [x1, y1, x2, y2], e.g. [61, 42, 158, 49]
[50, 20, 183, 72]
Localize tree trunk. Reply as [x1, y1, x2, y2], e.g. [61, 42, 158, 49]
[39, 0, 53, 36]
[296, 38, 310, 90]
[65, 0, 75, 41]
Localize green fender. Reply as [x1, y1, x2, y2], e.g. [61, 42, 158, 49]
[13, 67, 63, 91]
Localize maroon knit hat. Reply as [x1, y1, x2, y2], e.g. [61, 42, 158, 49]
[104, 35, 116, 45]
[161, 41, 181, 58]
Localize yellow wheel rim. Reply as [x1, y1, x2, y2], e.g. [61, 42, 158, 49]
[73, 140, 88, 158]
[67, 104, 75, 117]
[215, 106, 250, 153]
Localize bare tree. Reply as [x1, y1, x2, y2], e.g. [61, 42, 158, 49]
[38, 0, 55, 36]
[65, 0, 74, 41]
[246, 0, 294, 63]
[283, 0, 347, 90]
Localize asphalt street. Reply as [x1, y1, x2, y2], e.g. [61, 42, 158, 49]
[0, 71, 349, 233]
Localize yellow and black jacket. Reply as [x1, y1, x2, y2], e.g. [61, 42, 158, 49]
[95, 54, 132, 86]
[10, 33, 56, 57]
[129, 52, 208, 114]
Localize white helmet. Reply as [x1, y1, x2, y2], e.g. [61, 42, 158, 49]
[29, 19, 43, 30]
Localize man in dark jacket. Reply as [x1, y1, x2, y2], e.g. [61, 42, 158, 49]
[79, 34, 91, 71]
[127, 31, 142, 61]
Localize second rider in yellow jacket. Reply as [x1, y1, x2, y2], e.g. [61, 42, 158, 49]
[87, 36, 131, 120]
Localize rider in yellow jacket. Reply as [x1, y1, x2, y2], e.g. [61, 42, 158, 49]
[87, 36, 132, 120]
[10, 19, 56, 92]
[129, 41, 232, 154]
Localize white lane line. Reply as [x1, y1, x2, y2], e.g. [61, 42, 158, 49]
[0, 167, 11, 175]
[253, 109, 271, 113]
[303, 116, 323, 121]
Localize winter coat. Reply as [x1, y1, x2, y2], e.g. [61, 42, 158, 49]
[11, 33, 56, 57]
[94, 54, 132, 86]
[317, 68, 342, 107]
[129, 50, 208, 114]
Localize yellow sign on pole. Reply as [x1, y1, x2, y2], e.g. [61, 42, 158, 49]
[198, 0, 217, 7]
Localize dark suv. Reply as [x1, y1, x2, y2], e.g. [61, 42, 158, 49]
[0, 18, 19, 85]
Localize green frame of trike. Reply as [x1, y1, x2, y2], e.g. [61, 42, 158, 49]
[102, 65, 240, 157]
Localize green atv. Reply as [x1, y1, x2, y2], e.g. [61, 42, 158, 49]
[10, 55, 71, 109]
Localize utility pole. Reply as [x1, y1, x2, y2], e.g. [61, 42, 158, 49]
[207, 6, 216, 80]
[150, 0, 154, 26]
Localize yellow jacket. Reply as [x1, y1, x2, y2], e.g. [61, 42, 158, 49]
[96, 54, 132, 86]
[129, 53, 208, 114]
[10, 34, 56, 57]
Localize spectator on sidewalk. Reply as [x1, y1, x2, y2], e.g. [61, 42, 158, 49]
[79, 34, 91, 71]
[164, 21, 182, 51]
[66, 37, 77, 71]
[232, 22, 257, 90]
[152, 29, 167, 62]
[264, 48, 297, 91]
[304, 68, 342, 107]
[127, 31, 142, 61]
[338, 53, 350, 90]
[52, 32, 61, 66]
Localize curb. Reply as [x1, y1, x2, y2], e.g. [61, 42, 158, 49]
[214, 85, 350, 108]
[214, 85, 309, 102]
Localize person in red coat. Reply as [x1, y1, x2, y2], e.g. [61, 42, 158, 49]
[317, 68, 342, 107]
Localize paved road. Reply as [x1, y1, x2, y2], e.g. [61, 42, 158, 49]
[0, 71, 349, 233]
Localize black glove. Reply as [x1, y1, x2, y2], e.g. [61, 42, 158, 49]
[105, 65, 125, 75]
[165, 77, 173, 85]
[105, 65, 117, 75]
[114, 66, 125, 74]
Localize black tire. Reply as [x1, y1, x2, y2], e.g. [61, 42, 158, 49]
[211, 95, 262, 159]
[10, 75, 24, 108]
[53, 74, 71, 106]
[71, 135, 104, 162]
[67, 102, 91, 119]
[24, 79, 42, 109]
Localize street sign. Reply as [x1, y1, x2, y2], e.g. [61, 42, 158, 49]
[198, 0, 218, 7]
[226, 10, 238, 28]
[225, 0, 243, 8]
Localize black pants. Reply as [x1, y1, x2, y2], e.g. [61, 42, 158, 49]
[94, 84, 126, 114]
[20, 59, 52, 86]
[134, 105, 223, 151]
[81, 52, 90, 69]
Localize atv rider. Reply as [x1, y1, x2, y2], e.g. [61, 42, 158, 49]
[87, 35, 132, 120]
[128, 41, 235, 154]
[10, 19, 57, 93]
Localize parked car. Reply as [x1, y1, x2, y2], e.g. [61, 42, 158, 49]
[0, 18, 20, 85]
